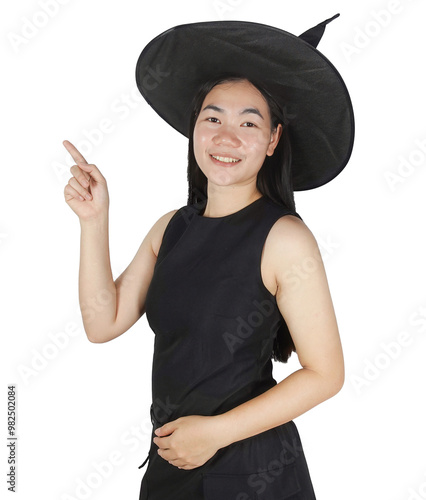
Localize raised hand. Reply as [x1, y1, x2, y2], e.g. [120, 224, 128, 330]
[63, 140, 110, 222]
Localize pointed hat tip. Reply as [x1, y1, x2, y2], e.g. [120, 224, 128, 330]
[298, 13, 341, 48]
[328, 13, 340, 23]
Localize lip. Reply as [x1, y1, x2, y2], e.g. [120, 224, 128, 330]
[209, 153, 242, 167]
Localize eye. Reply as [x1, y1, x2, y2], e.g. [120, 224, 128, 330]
[207, 117, 220, 123]
[242, 122, 256, 128]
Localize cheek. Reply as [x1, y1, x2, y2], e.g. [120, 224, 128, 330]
[193, 124, 209, 153]
[245, 133, 270, 157]
[193, 126, 210, 168]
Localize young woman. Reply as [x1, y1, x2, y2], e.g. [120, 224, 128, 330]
[64, 14, 354, 500]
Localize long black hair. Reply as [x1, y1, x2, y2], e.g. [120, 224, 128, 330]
[186, 75, 297, 363]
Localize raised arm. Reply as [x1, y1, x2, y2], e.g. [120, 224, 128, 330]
[63, 139, 177, 343]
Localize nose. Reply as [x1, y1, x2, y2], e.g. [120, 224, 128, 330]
[213, 125, 242, 148]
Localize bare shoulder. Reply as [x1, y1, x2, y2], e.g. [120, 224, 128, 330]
[267, 214, 318, 256]
[150, 209, 180, 257]
[265, 214, 326, 298]
[261, 214, 321, 298]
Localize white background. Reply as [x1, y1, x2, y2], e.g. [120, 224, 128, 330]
[1, 0, 426, 499]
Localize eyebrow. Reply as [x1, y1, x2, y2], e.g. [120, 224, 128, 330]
[201, 104, 264, 120]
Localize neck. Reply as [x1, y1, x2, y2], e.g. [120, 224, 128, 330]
[201, 188, 263, 218]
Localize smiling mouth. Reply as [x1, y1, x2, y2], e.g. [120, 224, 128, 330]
[210, 155, 241, 164]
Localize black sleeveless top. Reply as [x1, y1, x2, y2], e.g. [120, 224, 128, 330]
[138, 195, 316, 500]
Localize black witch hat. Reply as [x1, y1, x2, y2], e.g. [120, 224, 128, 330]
[135, 14, 355, 191]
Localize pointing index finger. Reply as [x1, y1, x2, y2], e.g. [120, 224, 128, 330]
[63, 140, 89, 165]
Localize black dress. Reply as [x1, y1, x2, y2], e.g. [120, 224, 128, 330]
[138, 195, 317, 499]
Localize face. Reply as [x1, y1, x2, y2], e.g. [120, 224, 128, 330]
[193, 79, 282, 188]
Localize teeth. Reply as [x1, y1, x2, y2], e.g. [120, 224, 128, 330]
[212, 155, 240, 163]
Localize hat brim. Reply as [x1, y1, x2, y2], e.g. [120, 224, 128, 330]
[135, 20, 354, 191]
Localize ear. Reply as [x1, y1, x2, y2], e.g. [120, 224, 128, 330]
[266, 124, 283, 156]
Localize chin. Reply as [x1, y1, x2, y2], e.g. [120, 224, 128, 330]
[206, 169, 239, 185]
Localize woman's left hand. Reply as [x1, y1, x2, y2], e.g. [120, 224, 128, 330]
[153, 415, 225, 470]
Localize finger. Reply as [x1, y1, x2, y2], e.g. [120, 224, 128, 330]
[64, 141, 106, 184]
[64, 184, 86, 202]
[70, 164, 92, 186]
[63, 140, 89, 165]
[73, 161, 105, 186]
[68, 177, 93, 200]
[72, 159, 105, 185]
